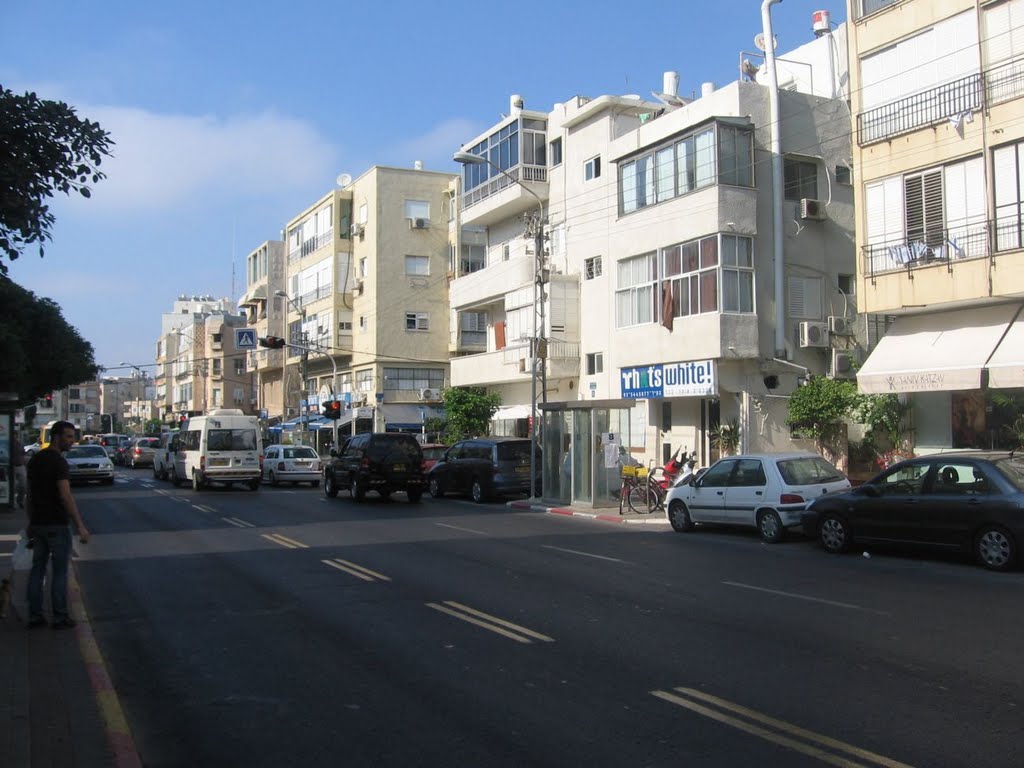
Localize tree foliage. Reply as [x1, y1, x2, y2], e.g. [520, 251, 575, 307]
[438, 386, 501, 444]
[785, 376, 860, 440]
[0, 86, 114, 274]
[0, 277, 99, 404]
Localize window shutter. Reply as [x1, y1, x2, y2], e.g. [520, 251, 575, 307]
[494, 321, 506, 350]
[788, 277, 822, 319]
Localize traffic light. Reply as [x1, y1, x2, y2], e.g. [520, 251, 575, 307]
[322, 401, 341, 420]
[259, 336, 287, 349]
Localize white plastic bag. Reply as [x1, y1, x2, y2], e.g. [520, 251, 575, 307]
[11, 529, 32, 572]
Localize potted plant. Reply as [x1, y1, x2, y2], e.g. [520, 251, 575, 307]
[710, 418, 740, 456]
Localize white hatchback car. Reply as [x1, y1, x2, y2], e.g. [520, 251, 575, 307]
[665, 452, 850, 542]
[262, 444, 322, 487]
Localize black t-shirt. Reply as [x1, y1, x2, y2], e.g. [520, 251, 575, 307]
[27, 449, 70, 525]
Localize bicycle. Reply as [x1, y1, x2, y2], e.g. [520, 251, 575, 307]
[620, 464, 666, 515]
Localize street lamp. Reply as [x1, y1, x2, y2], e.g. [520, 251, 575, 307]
[453, 150, 546, 500]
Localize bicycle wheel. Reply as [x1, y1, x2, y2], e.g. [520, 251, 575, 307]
[627, 483, 655, 514]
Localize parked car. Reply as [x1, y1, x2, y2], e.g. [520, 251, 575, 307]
[125, 437, 161, 468]
[64, 444, 115, 485]
[420, 443, 447, 473]
[23, 441, 41, 457]
[263, 444, 321, 487]
[665, 452, 850, 543]
[426, 437, 541, 503]
[323, 432, 424, 502]
[802, 452, 1024, 571]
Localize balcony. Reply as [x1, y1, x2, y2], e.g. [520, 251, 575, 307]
[857, 72, 983, 146]
[460, 164, 548, 227]
[451, 340, 580, 387]
[450, 257, 534, 310]
[862, 220, 991, 279]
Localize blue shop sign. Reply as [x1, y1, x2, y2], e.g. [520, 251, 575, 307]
[620, 360, 717, 399]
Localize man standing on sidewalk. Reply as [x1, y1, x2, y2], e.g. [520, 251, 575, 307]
[26, 420, 90, 629]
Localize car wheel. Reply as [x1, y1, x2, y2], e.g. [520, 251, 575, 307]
[975, 525, 1017, 572]
[171, 466, 181, 487]
[350, 476, 365, 501]
[408, 488, 423, 503]
[429, 477, 444, 499]
[471, 478, 486, 504]
[819, 513, 851, 554]
[324, 473, 338, 498]
[379, 490, 392, 501]
[192, 471, 204, 491]
[668, 500, 693, 532]
[269, 471, 279, 487]
[758, 509, 784, 544]
[152, 465, 159, 479]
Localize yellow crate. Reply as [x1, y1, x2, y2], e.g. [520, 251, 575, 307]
[621, 465, 649, 479]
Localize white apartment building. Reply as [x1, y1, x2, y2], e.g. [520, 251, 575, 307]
[453, 20, 857, 505]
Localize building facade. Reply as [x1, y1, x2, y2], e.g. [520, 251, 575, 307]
[453, 23, 857, 505]
[849, 0, 1024, 451]
[238, 240, 286, 422]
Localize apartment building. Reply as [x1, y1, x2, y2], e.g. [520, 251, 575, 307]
[453, 21, 856, 505]
[237, 240, 286, 420]
[275, 166, 454, 444]
[154, 296, 253, 421]
[849, 0, 1024, 451]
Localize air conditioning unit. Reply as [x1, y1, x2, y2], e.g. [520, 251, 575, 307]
[350, 222, 365, 237]
[353, 279, 364, 295]
[410, 217, 429, 230]
[799, 321, 829, 348]
[829, 349, 857, 379]
[418, 388, 437, 401]
[800, 198, 826, 221]
[828, 315, 853, 336]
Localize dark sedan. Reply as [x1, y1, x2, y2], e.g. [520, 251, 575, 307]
[801, 452, 1024, 571]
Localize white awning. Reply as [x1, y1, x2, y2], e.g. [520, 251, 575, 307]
[493, 404, 532, 420]
[986, 306, 1024, 388]
[857, 304, 1021, 394]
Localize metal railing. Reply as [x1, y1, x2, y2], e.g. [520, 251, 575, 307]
[857, 72, 983, 146]
[986, 57, 1024, 107]
[461, 164, 547, 210]
[861, 219, 992, 278]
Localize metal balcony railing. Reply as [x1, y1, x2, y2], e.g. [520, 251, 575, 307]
[461, 164, 547, 210]
[985, 56, 1024, 107]
[857, 72, 983, 146]
[861, 219, 993, 278]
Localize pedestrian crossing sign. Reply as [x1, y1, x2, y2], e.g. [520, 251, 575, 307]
[236, 328, 257, 349]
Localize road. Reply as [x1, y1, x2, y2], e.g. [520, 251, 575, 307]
[69, 468, 1022, 767]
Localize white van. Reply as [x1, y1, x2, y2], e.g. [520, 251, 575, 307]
[170, 409, 262, 491]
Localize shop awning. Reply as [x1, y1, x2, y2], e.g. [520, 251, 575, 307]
[493, 404, 532, 420]
[986, 305, 1024, 388]
[857, 304, 1021, 394]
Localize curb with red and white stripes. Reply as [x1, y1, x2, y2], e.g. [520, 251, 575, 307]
[507, 500, 671, 525]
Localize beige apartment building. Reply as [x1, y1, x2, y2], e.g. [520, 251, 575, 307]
[237, 240, 287, 420]
[850, 0, 1024, 451]
[453, 20, 857, 505]
[269, 166, 455, 445]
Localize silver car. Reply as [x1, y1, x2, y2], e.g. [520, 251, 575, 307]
[65, 445, 115, 485]
[262, 444, 322, 487]
[665, 452, 850, 542]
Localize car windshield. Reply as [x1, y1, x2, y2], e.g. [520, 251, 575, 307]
[422, 446, 446, 461]
[496, 442, 535, 462]
[994, 458, 1024, 491]
[140, 439, 160, 448]
[67, 446, 107, 458]
[367, 436, 421, 461]
[208, 429, 257, 451]
[283, 447, 317, 459]
[776, 456, 845, 485]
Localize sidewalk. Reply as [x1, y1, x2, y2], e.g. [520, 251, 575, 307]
[0, 508, 140, 768]
[507, 498, 672, 526]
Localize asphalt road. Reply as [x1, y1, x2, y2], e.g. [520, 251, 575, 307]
[69, 468, 1023, 767]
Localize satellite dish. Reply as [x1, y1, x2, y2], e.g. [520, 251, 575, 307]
[336, 173, 352, 188]
[754, 33, 778, 52]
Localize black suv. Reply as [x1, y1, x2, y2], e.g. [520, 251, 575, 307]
[426, 437, 540, 503]
[324, 433, 425, 503]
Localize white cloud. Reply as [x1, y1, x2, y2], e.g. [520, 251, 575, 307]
[66, 105, 339, 213]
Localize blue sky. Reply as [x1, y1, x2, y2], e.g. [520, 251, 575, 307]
[2, 0, 844, 377]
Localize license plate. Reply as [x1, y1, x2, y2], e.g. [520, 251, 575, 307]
[209, 458, 229, 467]
[295, 461, 309, 466]
[393, 464, 405, 472]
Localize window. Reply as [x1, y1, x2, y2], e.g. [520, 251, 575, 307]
[871, 462, 928, 496]
[359, 315, 368, 333]
[234, 359, 245, 376]
[460, 312, 487, 345]
[405, 255, 429, 275]
[461, 243, 486, 273]
[358, 203, 368, 224]
[904, 168, 944, 247]
[585, 352, 604, 375]
[404, 200, 430, 220]
[584, 156, 601, 181]
[619, 123, 751, 215]
[662, 236, 719, 318]
[855, 0, 897, 18]
[584, 256, 603, 279]
[784, 158, 818, 201]
[212, 388, 222, 407]
[838, 274, 855, 295]
[994, 141, 1024, 250]
[732, 459, 767, 487]
[699, 459, 737, 487]
[339, 320, 353, 331]
[549, 138, 562, 167]
[405, 312, 429, 331]
[212, 359, 222, 375]
[69, 388, 81, 399]
[359, 257, 368, 278]
[615, 252, 658, 327]
[720, 235, 754, 313]
[928, 463, 992, 496]
[356, 369, 373, 392]
[382, 367, 445, 391]
[523, 122, 546, 166]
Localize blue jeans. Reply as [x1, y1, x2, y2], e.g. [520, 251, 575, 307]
[28, 525, 72, 621]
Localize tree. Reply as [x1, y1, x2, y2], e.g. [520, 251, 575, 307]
[0, 86, 114, 274]
[786, 376, 860, 441]
[0, 277, 100, 404]
[439, 387, 501, 444]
